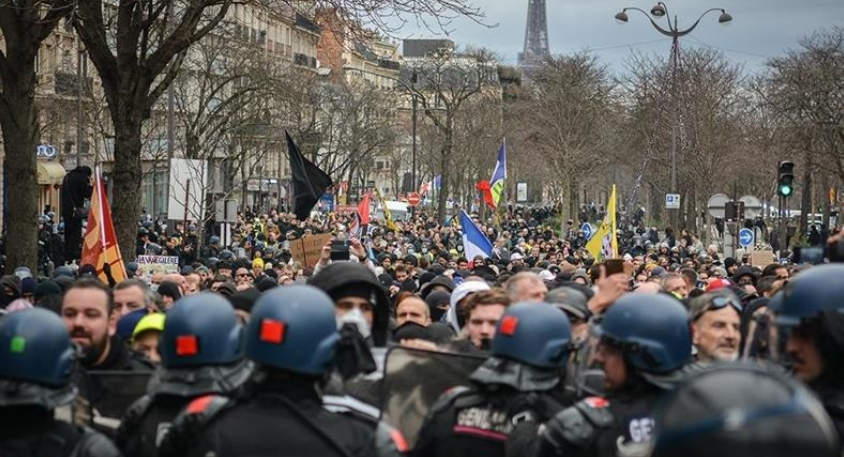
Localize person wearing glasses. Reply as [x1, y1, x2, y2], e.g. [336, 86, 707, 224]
[688, 291, 742, 363]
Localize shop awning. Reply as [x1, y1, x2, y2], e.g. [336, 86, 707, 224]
[37, 161, 66, 185]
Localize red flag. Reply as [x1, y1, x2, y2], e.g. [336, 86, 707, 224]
[358, 192, 371, 226]
[476, 180, 495, 209]
[81, 169, 127, 283]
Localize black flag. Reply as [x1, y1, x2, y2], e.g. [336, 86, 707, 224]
[286, 131, 333, 220]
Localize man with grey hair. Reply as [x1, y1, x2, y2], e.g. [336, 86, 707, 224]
[113, 278, 155, 316]
[504, 271, 548, 303]
[689, 291, 742, 362]
[660, 273, 688, 298]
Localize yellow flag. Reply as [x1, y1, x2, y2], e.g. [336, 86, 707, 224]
[585, 184, 618, 261]
[373, 187, 397, 232]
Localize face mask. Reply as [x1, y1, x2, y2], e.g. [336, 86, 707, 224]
[337, 307, 371, 339]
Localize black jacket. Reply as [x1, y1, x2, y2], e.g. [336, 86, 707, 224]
[161, 378, 375, 457]
[0, 406, 120, 457]
[61, 167, 93, 220]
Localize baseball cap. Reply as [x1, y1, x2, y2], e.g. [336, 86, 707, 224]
[539, 270, 556, 282]
[132, 313, 166, 341]
[705, 278, 733, 292]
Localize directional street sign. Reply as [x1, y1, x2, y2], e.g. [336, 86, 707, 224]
[739, 228, 754, 247]
[581, 223, 594, 240]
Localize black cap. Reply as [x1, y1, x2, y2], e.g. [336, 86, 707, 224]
[157, 281, 182, 301]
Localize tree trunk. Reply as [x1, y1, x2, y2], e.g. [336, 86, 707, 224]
[436, 121, 453, 222]
[111, 107, 145, 263]
[436, 146, 449, 222]
[800, 152, 813, 237]
[0, 75, 39, 271]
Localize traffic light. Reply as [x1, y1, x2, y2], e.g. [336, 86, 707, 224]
[778, 160, 794, 197]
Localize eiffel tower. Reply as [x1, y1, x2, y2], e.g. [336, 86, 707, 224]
[518, 0, 550, 68]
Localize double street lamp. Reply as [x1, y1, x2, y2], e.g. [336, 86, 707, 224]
[615, 2, 732, 229]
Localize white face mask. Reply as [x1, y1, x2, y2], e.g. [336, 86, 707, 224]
[337, 307, 371, 339]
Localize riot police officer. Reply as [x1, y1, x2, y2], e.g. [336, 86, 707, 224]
[767, 264, 844, 442]
[650, 364, 840, 457]
[414, 302, 574, 457]
[159, 286, 403, 457]
[0, 308, 121, 457]
[116, 293, 252, 457]
[539, 293, 693, 457]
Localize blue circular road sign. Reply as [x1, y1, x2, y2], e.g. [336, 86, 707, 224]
[739, 228, 754, 247]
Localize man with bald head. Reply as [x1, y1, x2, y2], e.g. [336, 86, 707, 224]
[162, 273, 188, 295]
[395, 296, 431, 327]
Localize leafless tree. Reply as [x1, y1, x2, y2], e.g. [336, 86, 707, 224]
[620, 47, 753, 231]
[0, 0, 76, 270]
[403, 46, 500, 220]
[74, 0, 486, 261]
[517, 54, 619, 222]
[758, 27, 844, 232]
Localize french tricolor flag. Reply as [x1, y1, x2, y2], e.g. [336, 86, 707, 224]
[459, 210, 492, 260]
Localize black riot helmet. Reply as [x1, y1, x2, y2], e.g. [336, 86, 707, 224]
[651, 364, 840, 457]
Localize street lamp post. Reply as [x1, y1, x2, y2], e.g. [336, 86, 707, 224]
[410, 71, 418, 217]
[615, 2, 732, 229]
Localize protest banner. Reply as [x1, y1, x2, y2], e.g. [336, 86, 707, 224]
[749, 249, 775, 266]
[135, 255, 180, 284]
[289, 233, 332, 267]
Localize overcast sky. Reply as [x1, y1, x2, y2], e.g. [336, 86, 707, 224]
[395, 0, 844, 75]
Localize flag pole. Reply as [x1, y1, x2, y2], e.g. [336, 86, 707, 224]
[96, 167, 108, 268]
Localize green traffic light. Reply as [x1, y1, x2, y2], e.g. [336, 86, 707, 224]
[780, 185, 793, 196]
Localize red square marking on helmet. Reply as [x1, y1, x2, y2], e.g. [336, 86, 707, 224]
[260, 319, 286, 344]
[176, 335, 198, 356]
[584, 396, 610, 409]
[500, 316, 519, 336]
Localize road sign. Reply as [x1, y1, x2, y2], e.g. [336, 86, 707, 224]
[581, 223, 594, 240]
[707, 193, 730, 218]
[739, 228, 754, 247]
[665, 193, 681, 209]
[516, 182, 528, 202]
[739, 195, 763, 219]
[407, 192, 421, 207]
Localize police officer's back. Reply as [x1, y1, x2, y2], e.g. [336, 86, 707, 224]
[414, 303, 575, 457]
[650, 364, 840, 457]
[116, 293, 251, 457]
[0, 308, 121, 457]
[540, 293, 693, 457]
[159, 286, 379, 457]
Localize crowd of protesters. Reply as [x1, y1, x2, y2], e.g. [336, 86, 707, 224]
[1, 204, 843, 457]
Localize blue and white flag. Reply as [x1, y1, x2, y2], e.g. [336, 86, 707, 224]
[459, 210, 493, 260]
[432, 174, 443, 190]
